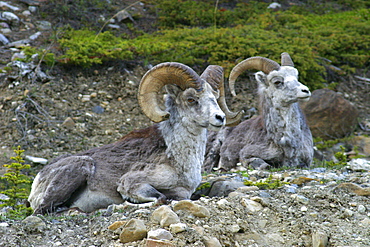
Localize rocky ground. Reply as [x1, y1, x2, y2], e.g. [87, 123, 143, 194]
[1, 1, 370, 247]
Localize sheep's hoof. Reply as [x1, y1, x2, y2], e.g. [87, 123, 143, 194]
[153, 196, 168, 206]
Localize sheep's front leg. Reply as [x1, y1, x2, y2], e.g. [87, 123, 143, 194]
[28, 156, 95, 214]
[117, 176, 167, 204]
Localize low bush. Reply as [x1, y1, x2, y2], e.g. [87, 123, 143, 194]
[20, 1, 369, 91]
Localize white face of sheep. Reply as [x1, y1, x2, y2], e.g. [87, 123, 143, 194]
[256, 66, 311, 107]
[170, 82, 226, 131]
[139, 62, 236, 131]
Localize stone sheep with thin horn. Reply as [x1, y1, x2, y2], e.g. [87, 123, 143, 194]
[28, 62, 241, 214]
[204, 53, 314, 171]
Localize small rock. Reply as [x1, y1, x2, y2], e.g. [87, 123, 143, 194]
[216, 198, 229, 209]
[29, 31, 42, 41]
[22, 10, 32, 17]
[2, 12, 20, 26]
[0, 1, 20, 11]
[0, 33, 9, 45]
[22, 216, 46, 232]
[107, 24, 120, 29]
[241, 198, 263, 212]
[169, 223, 187, 233]
[62, 117, 75, 128]
[203, 236, 222, 247]
[229, 224, 240, 233]
[267, 2, 281, 9]
[92, 105, 105, 114]
[334, 183, 370, 196]
[357, 205, 366, 213]
[173, 200, 210, 218]
[146, 239, 175, 247]
[81, 95, 90, 102]
[29, 6, 37, 12]
[108, 221, 126, 231]
[25, 155, 48, 165]
[207, 179, 244, 197]
[348, 158, 370, 171]
[236, 186, 259, 193]
[312, 231, 329, 247]
[119, 219, 147, 244]
[35, 20, 52, 30]
[116, 9, 134, 22]
[148, 229, 173, 240]
[285, 185, 297, 193]
[343, 208, 354, 218]
[360, 218, 370, 226]
[151, 205, 180, 227]
[0, 222, 9, 227]
[292, 194, 310, 204]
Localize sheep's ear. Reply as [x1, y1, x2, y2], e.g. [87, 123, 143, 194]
[255, 72, 267, 86]
[164, 84, 182, 98]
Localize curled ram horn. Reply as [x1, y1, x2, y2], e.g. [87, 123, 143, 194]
[229, 56, 280, 96]
[138, 62, 204, 123]
[200, 65, 243, 126]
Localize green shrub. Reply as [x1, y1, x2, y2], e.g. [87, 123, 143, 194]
[0, 146, 33, 219]
[39, 4, 369, 90]
[244, 174, 289, 190]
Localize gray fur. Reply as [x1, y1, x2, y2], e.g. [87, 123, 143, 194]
[205, 66, 313, 171]
[28, 82, 225, 214]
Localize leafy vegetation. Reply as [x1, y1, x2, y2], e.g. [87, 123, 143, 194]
[18, 0, 369, 91]
[0, 146, 33, 219]
[244, 174, 289, 190]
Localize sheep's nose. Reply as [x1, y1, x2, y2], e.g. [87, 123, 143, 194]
[215, 114, 225, 123]
[302, 89, 310, 94]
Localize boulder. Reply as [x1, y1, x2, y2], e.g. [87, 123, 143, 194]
[301, 89, 358, 140]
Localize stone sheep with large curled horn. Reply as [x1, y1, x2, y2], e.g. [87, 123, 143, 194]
[204, 52, 314, 171]
[28, 62, 241, 214]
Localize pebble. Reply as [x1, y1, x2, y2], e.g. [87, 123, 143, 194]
[119, 219, 147, 244]
[151, 205, 180, 227]
[35, 20, 52, 30]
[349, 158, 370, 171]
[146, 239, 175, 247]
[0, 222, 9, 227]
[292, 194, 310, 204]
[25, 155, 48, 165]
[2, 12, 20, 25]
[173, 200, 210, 218]
[0, 1, 20, 11]
[147, 229, 173, 240]
[343, 209, 354, 218]
[203, 236, 222, 247]
[169, 223, 187, 233]
[0, 33, 9, 45]
[92, 105, 105, 114]
[312, 231, 329, 247]
[22, 216, 46, 232]
[358, 205, 366, 213]
[216, 198, 229, 209]
[241, 198, 263, 212]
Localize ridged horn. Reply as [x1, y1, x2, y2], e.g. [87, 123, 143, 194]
[229, 56, 280, 96]
[138, 62, 204, 123]
[281, 52, 294, 67]
[200, 65, 243, 126]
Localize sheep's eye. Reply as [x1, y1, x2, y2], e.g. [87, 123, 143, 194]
[272, 77, 284, 86]
[187, 98, 196, 103]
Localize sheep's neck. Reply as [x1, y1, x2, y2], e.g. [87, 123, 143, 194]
[262, 96, 303, 157]
[159, 119, 205, 183]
